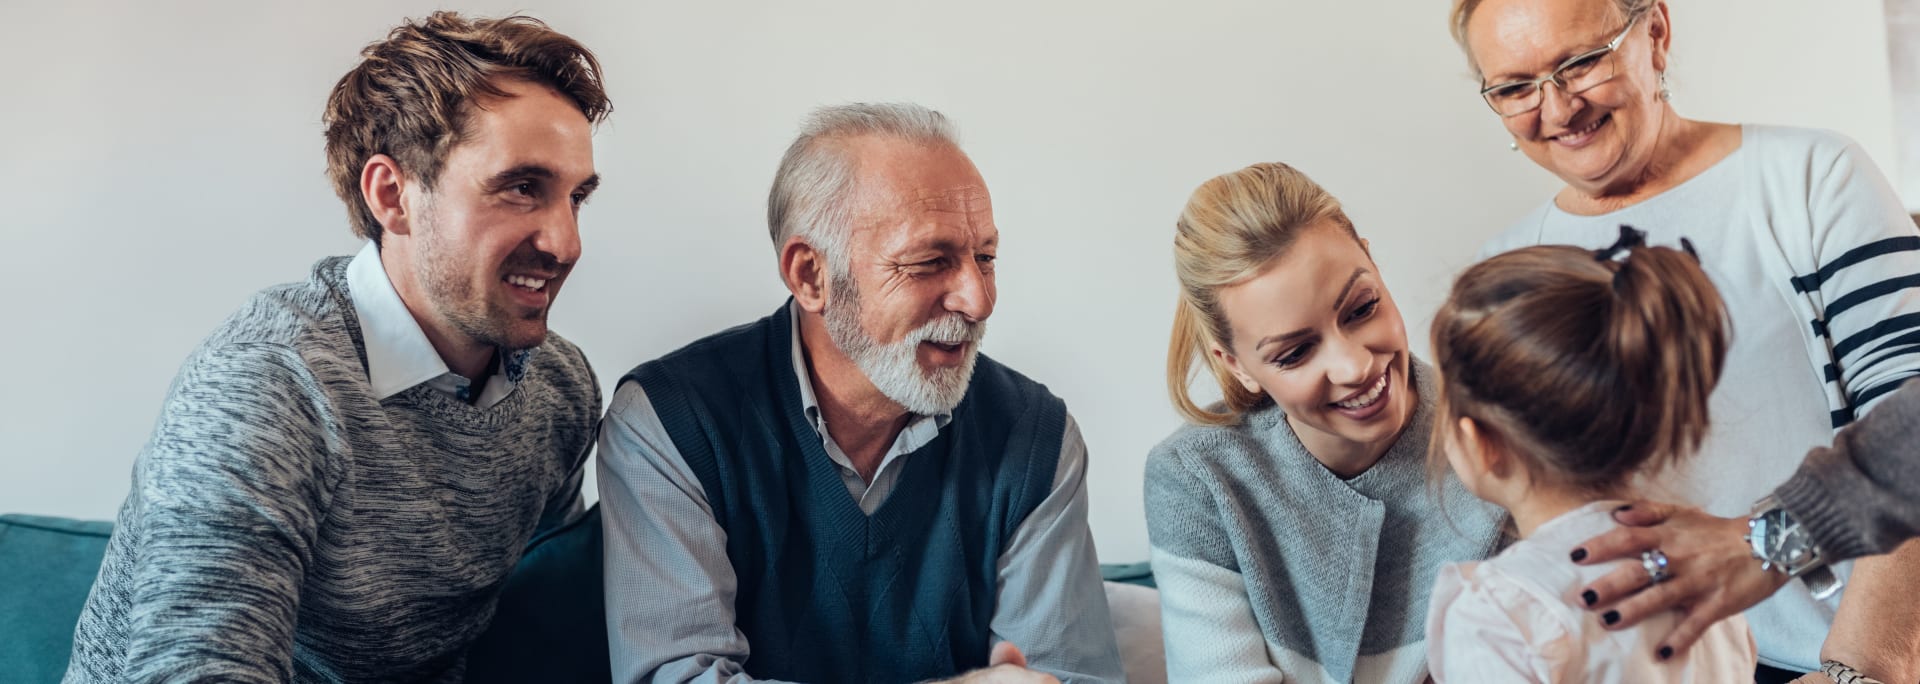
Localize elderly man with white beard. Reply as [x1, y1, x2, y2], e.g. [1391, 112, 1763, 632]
[597, 103, 1125, 684]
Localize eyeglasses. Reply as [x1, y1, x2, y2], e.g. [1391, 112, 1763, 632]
[1479, 13, 1641, 118]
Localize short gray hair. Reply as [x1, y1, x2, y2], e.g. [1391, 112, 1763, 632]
[1448, 0, 1656, 77]
[766, 102, 961, 276]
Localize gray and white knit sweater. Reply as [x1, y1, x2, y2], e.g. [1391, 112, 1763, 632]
[64, 257, 600, 683]
[1144, 359, 1505, 683]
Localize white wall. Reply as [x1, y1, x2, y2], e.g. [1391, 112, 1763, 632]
[1890, 0, 1920, 212]
[0, 0, 1897, 563]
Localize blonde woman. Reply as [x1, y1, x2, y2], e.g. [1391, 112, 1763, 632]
[1144, 163, 1503, 683]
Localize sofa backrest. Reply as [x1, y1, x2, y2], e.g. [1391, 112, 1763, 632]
[0, 514, 114, 683]
[0, 508, 610, 684]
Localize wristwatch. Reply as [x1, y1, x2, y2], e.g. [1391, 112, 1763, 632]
[1747, 495, 1842, 600]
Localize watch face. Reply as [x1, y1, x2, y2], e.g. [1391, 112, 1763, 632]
[1761, 510, 1813, 567]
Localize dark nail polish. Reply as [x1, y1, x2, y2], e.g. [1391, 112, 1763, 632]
[1603, 610, 1620, 626]
[1657, 645, 1673, 660]
[1570, 548, 1588, 562]
[1582, 589, 1597, 606]
[1614, 504, 1634, 512]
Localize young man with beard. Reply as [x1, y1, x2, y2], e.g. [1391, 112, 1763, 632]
[65, 13, 609, 682]
[598, 103, 1123, 684]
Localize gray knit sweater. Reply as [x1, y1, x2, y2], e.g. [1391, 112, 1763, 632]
[64, 257, 600, 683]
[1144, 359, 1505, 683]
[1777, 377, 1920, 562]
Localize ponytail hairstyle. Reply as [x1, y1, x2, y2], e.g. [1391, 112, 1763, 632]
[1428, 226, 1730, 493]
[1168, 162, 1361, 425]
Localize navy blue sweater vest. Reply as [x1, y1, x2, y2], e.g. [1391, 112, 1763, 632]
[627, 303, 1065, 682]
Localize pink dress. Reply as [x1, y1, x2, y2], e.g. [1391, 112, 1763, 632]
[1426, 501, 1756, 682]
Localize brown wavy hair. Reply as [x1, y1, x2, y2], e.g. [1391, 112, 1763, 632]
[1428, 239, 1729, 493]
[323, 12, 611, 245]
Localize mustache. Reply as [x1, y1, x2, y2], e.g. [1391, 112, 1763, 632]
[500, 246, 565, 275]
[910, 314, 985, 345]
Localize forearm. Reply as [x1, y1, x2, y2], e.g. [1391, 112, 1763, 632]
[1151, 548, 1286, 681]
[1775, 380, 1920, 561]
[1823, 543, 1920, 683]
[117, 472, 316, 681]
[1144, 450, 1282, 681]
[989, 415, 1124, 683]
[117, 350, 334, 680]
[121, 538, 306, 680]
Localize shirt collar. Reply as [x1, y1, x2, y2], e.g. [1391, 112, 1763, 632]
[346, 242, 533, 402]
[347, 242, 452, 400]
[787, 300, 952, 448]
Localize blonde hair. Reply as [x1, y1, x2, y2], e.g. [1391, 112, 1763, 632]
[1428, 241, 1729, 493]
[1166, 163, 1359, 425]
[1448, 0, 1656, 77]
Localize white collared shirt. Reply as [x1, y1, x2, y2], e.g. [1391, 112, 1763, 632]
[344, 242, 519, 408]
[785, 300, 953, 511]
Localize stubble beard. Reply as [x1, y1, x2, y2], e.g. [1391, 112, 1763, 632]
[414, 203, 550, 353]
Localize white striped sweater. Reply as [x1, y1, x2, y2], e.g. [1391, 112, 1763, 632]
[1480, 123, 1920, 671]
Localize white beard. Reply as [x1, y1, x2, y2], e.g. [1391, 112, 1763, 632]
[824, 276, 985, 416]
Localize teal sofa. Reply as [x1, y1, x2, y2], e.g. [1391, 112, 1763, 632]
[0, 508, 610, 684]
[0, 515, 112, 684]
[2, 507, 1160, 683]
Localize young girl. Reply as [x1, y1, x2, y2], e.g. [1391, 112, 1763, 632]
[1424, 228, 1757, 681]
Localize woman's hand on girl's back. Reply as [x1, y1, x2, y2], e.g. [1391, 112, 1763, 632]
[1567, 502, 1789, 659]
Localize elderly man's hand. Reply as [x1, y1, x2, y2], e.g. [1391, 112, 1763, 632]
[1570, 502, 1790, 658]
[933, 643, 1061, 684]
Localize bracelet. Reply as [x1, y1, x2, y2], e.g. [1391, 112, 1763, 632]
[1820, 660, 1884, 684]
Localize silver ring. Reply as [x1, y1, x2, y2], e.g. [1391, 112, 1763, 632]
[1640, 549, 1670, 584]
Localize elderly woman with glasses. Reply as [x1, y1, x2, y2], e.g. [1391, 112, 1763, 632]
[1449, 0, 1920, 682]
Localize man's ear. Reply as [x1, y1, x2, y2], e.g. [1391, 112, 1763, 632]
[1209, 343, 1262, 395]
[361, 154, 413, 237]
[781, 236, 830, 313]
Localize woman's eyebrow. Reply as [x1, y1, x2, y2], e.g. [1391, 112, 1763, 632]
[1333, 268, 1368, 312]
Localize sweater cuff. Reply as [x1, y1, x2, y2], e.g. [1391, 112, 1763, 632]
[1773, 456, 1876, 563]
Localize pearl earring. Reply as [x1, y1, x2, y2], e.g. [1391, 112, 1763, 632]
[1658, 72, 1672, 101]
[1510, 141, 1519, 151]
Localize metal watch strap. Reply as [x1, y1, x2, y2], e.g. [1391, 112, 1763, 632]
[1820, 659, 1884, 684]
[1801, 563, 1842, 601]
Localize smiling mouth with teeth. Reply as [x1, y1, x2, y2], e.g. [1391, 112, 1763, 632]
[505, 274, 549, 292]
[1552, 113, 1609, 141]
[1333, 370, 1389, 410]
